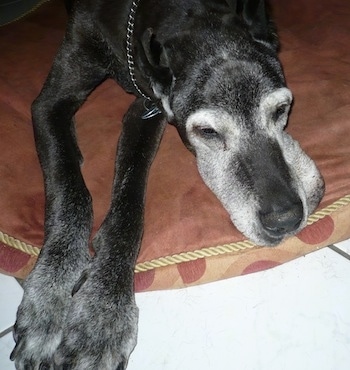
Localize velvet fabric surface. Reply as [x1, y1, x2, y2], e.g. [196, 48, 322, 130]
[0, 0, 350, 291]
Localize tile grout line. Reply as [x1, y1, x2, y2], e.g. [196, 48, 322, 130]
[328, 244, 350, 261]
[0, 326, 13, 339]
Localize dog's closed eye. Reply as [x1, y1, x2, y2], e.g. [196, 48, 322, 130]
[272, 103, 289, 122]
[193, 126, 221, 139]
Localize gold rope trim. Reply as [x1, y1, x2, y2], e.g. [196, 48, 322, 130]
[306, 195, 350, 224]
[0, 0, 50, 28]
[1, 194, 350, 272]
[134, 240, 257, 272]
[0, 231, 40, 257]
[135, 194, 350, 273]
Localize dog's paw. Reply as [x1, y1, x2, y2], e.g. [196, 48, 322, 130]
[11, 251, 90, 370]
[53, 273, 139, 370]
[10, 272, 69, 370]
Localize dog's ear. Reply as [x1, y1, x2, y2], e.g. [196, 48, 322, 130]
[139, 28, 173, 96]
[227, 0, 278, 49]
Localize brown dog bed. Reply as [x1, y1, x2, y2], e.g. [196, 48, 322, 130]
[0, 0, 350, 291]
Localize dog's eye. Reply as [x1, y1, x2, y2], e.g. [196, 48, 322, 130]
[194, 126, 220, 139]
[273, 104, 288, 122]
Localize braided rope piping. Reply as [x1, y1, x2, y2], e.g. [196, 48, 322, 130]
[1, 194, 350, 273]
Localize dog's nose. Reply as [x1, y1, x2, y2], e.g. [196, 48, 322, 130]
[259, 200, 303, 237]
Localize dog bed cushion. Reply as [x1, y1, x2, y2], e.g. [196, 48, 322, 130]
[0, 0, 350, 292]
[0, 0, 47, 26]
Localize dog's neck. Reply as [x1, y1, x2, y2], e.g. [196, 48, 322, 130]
[126, 0, 162, 119]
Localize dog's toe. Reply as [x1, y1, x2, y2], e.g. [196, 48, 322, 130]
[10, 339, 22, 361]
[116, 361, 127, 370]
[53, 363, 72, 370]
[39, 362, 53, 370]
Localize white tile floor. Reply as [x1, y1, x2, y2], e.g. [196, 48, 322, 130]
[1, 240, 350, 370]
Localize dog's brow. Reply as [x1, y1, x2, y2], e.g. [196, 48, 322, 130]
[261, 88, 292, 109]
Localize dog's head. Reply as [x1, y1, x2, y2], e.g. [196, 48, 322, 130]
[139, 0, 324, 246]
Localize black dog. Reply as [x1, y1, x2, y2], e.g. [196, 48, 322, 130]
[12, 0, 324, 369]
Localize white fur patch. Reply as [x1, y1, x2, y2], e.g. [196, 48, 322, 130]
[259, 88, 293, 129]
[261, 88, 292, 111]
[152, 80, 175, 120]
[186, 108, 240, 148]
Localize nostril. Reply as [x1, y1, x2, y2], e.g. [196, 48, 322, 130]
[259, 202, 303, 236]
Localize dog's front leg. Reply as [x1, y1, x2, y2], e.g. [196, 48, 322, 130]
[53, 98, 166, 370]
[11, 32, 107, 369]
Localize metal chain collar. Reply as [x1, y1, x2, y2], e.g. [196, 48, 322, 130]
[126, 0, 162, 119]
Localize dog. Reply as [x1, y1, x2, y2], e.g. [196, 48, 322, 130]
[11, 0, 325, 369]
